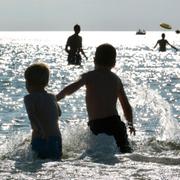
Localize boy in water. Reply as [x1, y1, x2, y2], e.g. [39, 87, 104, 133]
[57, 44, 135, 153]
[24, 63, 62, 160]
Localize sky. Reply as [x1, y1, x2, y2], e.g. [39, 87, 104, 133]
[0, 0, 179, 31]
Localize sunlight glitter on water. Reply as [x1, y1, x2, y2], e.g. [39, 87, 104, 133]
[0, 31, 179, 179]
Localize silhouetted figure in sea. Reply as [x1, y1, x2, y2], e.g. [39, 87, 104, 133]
[65, 24, 87, 65]
[57, 44, 136, 153]
[154, 33, 178, 52]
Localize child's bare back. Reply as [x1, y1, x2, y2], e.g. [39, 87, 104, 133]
[82, 68, 123, 120]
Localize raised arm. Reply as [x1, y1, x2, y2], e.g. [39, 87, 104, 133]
[56, 77, 85, 101]
[118, 81, 135, 135]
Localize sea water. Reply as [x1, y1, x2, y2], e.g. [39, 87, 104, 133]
[0, 31, 179, 179]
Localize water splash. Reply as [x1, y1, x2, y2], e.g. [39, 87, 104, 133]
[131, 84, 180, 142]
[0, 32, 180, 179]
[0, 132, 32, 161]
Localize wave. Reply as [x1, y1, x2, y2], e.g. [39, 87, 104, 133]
[1, 122, 180, 163]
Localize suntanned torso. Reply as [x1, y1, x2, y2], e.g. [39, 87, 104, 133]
[82, 68, 122, 120]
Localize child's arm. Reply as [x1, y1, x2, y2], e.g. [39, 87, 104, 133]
[24, 96, 43, 136]
[118, 81, 136, 135]
[56, 77, 85, 101]
[57, 103, 61, 116]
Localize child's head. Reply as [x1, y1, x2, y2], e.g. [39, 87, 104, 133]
[24, 63, 49, 91]
[94, 43, 116, 68]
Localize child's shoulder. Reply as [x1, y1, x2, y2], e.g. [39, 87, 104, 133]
[80, 70, 96, 83]
[24, 91, 55, 100]
[81, 70, 95, 77]
[24, 92, 56, 106]
[82, 69, 120, 77]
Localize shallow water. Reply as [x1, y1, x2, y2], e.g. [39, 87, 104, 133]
[0, 31, 180, 179]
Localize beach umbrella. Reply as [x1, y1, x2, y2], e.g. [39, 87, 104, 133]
[160, 23, 172, 30]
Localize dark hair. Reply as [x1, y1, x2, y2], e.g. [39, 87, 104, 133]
[162, 33, 165, 38]
[74, 24, 80, 33]
[94, 43, 116, 67]
[24, 63, 49, 88]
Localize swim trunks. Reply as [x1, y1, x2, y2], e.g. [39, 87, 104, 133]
[31, 135, 62, 160]
[67, 53, 81, 65]
[88, 115, 132, 153]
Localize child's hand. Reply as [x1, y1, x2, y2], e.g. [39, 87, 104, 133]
[56, 92, 65, 101]
[129, 126, 136, 136]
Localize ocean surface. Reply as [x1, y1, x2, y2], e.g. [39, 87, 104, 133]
[0, 31, 179, 180]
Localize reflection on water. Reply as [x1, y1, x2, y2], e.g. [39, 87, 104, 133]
[0, 32, 179, 179]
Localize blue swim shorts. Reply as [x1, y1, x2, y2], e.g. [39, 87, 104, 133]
[31, 135, 62, 160]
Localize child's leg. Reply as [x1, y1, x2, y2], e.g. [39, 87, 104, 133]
[47, 135, 62, 160]
[88, 116, 132, 153]
[31, 135, 62, 160]
[111, 117, 132, 153]
[31, 138, 48, 159]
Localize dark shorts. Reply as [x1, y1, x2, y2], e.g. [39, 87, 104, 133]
[67, 53, 81, 65]
[31, 135, 62, 160]
[88, 115, 132, 153]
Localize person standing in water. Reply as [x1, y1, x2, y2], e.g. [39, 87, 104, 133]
[154, 33, 178, 52]
[65, 24, 88, 65]
[24, 63, 62, 160]
[57, 43, 136, 153]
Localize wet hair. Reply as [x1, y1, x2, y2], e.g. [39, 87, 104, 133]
[94, 43, 116, 68]
[74, 24, 81, 33]
[24, 63, 49, 88]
